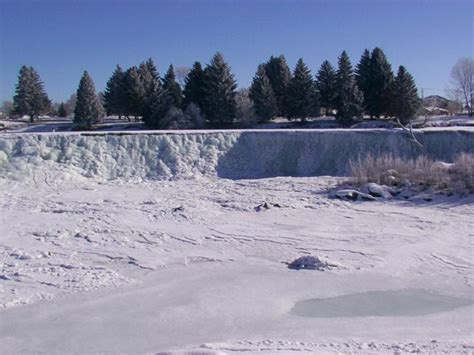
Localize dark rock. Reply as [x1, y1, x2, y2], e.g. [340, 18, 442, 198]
[288, 256, 328, 270]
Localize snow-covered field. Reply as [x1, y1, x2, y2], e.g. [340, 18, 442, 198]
[0, 129, 473, 354]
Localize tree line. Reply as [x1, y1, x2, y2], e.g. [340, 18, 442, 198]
[11, 48, 421, 129]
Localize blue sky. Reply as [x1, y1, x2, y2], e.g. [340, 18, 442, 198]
[1, 0, 472, 102]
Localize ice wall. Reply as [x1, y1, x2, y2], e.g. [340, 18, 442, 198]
[0, 129, 473, 180]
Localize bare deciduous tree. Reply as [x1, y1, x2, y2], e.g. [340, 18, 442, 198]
[175, 66, 190, 88]
[450, 58, 473, 116]
[0, 100, 13, 118]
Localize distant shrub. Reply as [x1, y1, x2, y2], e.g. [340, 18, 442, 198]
[349, 153, 474, 194]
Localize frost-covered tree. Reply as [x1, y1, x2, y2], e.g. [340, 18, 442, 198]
[175, 66, 190, 88]
[58, 102, 68, 117]
[334, 51, 364, 126]
[355, 49, 371, 113]
[202, 52, 237, 126]
[287, 58, 318, 120]
[391, 66, 420, 125]
[123, 66, 146, 120]
[183, 61, 206, 110]
[184, 102, 205, 128]
[163, 64, 183, 109]
[367, 47, 394, 118]
[235, 88, 257, 127]
[0, 100, 13, 117]
[104, 65, 125, 118]
[264, 55, 292, 116]
[249, 64, 278, 121]
[450, 57, 473, 116]
[13, 65, 51, 122]
[64, 94, 77, 115]
[73, 71, 104, 129]
[315, 60, 337, 115]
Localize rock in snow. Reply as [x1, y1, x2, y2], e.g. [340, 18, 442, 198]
[335, 189, 377, 201]
[287, 256, 331, 270]
[365, 183, 395, 198]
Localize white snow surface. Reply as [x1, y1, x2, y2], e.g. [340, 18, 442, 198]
[0, 129, 473, 354]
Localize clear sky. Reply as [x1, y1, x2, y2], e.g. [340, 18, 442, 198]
[0, 0, 472, 102]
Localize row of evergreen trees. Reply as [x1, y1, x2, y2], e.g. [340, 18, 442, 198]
[249, 48, 419, 125]
[102, 53, 238, 128]
[12, 48, 420, 128]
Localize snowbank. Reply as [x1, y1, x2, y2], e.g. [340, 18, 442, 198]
[0, 128, 473, 180]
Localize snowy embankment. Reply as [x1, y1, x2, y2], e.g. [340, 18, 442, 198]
[1, 128, 473, 354]
[1, 128, 473, 181]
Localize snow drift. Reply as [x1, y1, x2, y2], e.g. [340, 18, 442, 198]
[0, 128, 473, 180]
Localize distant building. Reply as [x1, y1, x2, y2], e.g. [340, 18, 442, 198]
[421, 95, 459, 116]
[420, 106, 450, 116]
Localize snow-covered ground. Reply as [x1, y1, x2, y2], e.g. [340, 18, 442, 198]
[0, 129, 473, 354]
[1, 114, 473, 134]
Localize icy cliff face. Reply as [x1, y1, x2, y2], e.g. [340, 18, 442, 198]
[0, 129, 473, 180]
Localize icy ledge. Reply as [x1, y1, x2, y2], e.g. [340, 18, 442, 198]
[0, 128, 473, 181]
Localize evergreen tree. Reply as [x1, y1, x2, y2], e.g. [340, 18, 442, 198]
[13, 65, 51, 122]
[183, 61, 206, 110]
[73, 71, 104, 129]
[249, 64, 278, 121]
[202, 52, 237, 126]
[355, 49, 371, 112]
[287, 58, 318, 120]
[58, 102, 68, 117]
[123, 66, 146, 119]
[334, 51, 364, 126]
[104, 65, 125, 118]
[391, 66, 420, 125]
[142, 88, 173, 129]
[138, 58, 162, 121]
[138, 58, 161, 97]
[315, 60, 337, 115]
[366, 47, 394, 118]
[163, 64, 184, 109]
[264, 55, 292, 116]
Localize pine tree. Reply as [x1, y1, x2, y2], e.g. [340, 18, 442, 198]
[163, 64, 183, 109]
[264, 55, 292, 116]
[123, 66, 146, 120]
[391, 66, 420, 125]
[138, 58, 162, 121]
[202, 52, 237, 126]
[183, 61, 206, 110]
[73, 71, 104, 129]
[334, 51, 364, 126]
[58, 102, 68, 117]
[104, 65, 125, 118]
[315, 60, 337, 115]
[142, 88, 173, 129]
[366, 47, 394, 118]
[355, 49, 371, 113]
[249, 64, 278, 121]
[138, 58, 161, 97]
[287, 58, 318, 120]
[13, 66, 51, 122]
